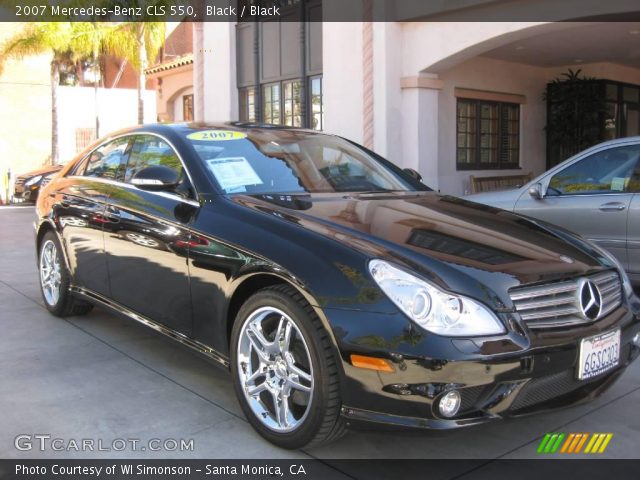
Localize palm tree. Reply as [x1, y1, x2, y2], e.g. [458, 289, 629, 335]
[103, 22, 165, 125]
[0, 22, 80, 165]
[0, 21, 166, 164]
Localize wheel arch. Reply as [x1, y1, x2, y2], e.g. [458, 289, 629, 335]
[36, 220, 72, 273]
[224, 272, 340, 356]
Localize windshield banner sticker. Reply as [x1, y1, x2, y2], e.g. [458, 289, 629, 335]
[187, 130, 247, 141]
[206, 157, 263, 191]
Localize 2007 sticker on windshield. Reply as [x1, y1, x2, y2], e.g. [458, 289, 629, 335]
[206, 157, 262, 191]
[187, 130, 247, 141]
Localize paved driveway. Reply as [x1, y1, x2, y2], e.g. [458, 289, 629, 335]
[1, 206, 639, 468]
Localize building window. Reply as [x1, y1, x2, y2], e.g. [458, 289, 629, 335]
[456, 99, 519, 170]
[239, 87, 256, 122]
[236, 3, 322, 128]
[283, 80, 303, 126]
[263, 83, 281, 125]
[260, 80, 307, 126]
[183, 94, 194, 121]
[248, 77, 322, 128]
[310, 75, 323, 130]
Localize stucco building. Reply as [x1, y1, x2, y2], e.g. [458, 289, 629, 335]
[145, 22, 194, 122]
[193, 0, 640, 196]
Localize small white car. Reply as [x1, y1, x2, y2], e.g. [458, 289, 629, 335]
[464, 137, 640, 285]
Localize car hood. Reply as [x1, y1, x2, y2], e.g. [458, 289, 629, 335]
[230, 191, 609, 308]
[462, 188, 522, 211]
[17, 165, 63, 179]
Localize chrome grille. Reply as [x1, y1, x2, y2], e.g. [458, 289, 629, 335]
[14, 177, 25, 186]
[509, 271, 622, 329]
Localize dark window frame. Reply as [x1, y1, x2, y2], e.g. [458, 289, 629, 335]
[456, 98, 520, 171]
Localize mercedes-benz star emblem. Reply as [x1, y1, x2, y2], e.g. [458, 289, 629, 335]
[578, 279, 602, 320]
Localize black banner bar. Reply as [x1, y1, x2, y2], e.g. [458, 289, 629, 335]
[1, 459, 640, 480]
[2, 0, 640, 22]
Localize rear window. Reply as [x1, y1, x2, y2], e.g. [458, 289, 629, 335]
[186, 129, 415, 195]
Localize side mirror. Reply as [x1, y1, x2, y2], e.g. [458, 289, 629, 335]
[131, 165, 180, 191]
[403, 168, 422, 182]
[528, 182, 544, 200]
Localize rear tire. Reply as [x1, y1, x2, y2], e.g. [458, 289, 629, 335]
[230, 284, 345, 449]
[38, 231, 93, 317]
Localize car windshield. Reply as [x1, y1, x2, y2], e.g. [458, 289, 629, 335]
[187, 129, 417, 194]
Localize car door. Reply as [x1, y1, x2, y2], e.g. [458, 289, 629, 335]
[49, 136, 131, 296]
[103, 134, 197, 335]
[626, 163, 640, 279]
[514, 143, 640, 270]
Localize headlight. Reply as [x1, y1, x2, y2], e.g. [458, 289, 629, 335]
[589, 244, 634, 297]
[24, 175, 42, 186]
[369, 260, 505, 336]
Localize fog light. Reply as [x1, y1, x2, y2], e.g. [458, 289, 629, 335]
[438, 390, 461, 418]
[633, 333, 640, 346]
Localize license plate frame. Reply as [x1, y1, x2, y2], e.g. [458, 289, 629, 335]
[577, 329, 621, 380]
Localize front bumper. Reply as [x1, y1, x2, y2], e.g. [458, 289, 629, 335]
[325, 295, 640, 430]
[14, 185, 38, 202]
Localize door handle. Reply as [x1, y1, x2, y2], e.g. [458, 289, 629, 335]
[599, 202, 626, 212]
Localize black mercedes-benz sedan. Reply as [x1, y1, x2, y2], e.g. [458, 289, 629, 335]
[35, 123, 640, 449]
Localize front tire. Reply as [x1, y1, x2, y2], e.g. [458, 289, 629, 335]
[38, 231, 93, 317]
[230, 284, 345, 449]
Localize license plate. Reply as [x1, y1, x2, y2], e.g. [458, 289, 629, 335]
[577, 329, 620, 380]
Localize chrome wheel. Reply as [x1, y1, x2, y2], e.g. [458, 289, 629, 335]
[40, 239, 62, 306]
[125, 232, 159, 248]
[237, 306, 314, 433]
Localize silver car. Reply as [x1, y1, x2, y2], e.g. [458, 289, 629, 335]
[464, 137, 640, 285]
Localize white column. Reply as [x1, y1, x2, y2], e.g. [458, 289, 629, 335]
[400, 75, 442, 191]
[323, 22, 364, 142]
[193, 23, 205, 122]
[197, 23, 238, 122]
[372, 21, 402, 163]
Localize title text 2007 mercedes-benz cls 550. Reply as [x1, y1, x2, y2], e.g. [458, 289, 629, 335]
[35, 123, 640, 449]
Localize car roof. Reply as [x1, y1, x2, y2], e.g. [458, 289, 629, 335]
[119, 122, 325, 138]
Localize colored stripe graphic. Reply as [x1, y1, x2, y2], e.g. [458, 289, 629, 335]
[537, 433, 565, 453]
[567, 433, 583, 453]
[574, 433, 589, 453]
[560, 433, 575, 453]
[538, 433, 613, 454]
[584, 434, 599, 453]
[550, 433, 565, 453]
[537, 434, 552, 454]
[585, 433, 614, 454]
[598, 434, 613, 453]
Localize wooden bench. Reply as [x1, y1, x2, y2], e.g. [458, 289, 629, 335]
[469, 172, 533, 194]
